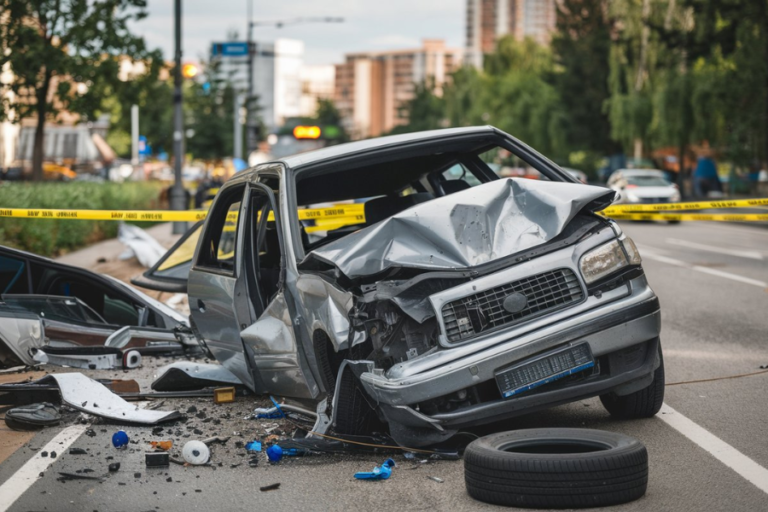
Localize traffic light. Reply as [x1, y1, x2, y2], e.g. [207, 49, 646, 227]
[181, 63, 199, 79]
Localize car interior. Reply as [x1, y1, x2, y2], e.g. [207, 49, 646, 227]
[294, 143, 509, 253]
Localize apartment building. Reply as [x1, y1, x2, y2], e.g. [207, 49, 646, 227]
[334, 39, 462, 139]
[466, 0, 557, 67]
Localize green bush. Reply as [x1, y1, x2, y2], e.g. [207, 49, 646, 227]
[0, 181, 164, 257]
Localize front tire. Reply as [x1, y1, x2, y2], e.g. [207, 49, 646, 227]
[600, 344, 665, 419]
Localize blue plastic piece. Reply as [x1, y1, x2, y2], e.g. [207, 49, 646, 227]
[245, 441, 262, 452]
[354, 458, 396, 480]
[266, 444, 283, 463]
[112, 430, 129, 449]
[255, 396, 286, 419]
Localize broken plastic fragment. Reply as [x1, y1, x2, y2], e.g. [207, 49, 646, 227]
[354, 459, 396, 480]
[266, 444, 283, 463]
[150, 440, 173, 451]
[253, 396, 285, 419]
[112, 430, 129, 449]
[182, 440, 210, 465]
[245, 441, 262, 452]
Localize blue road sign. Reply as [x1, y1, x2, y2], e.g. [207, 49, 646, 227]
[138, 135, 151, 156]
[211, 42, 250, 57]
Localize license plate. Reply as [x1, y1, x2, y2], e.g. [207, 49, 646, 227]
[495, 344, 595, 398]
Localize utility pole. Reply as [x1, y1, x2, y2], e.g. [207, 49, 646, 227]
[130, 104, 139, 169]
[171, 0, 187, 234]
[234, 93, 243, 160]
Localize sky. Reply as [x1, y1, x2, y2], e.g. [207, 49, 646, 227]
[131, 0, 465, 67]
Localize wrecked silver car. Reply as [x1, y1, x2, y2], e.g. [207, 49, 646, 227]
[149, 126, 664, 446]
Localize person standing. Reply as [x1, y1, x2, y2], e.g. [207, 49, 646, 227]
[693, 149, 720, 197]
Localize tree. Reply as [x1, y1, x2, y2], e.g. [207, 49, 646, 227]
[388, 79, 446, 135]
[0, 0, 153, 180]
[314, 98, 350, 142]
[550, 0, 619, 155]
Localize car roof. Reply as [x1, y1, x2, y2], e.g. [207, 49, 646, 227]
[242, 126, 498, 177]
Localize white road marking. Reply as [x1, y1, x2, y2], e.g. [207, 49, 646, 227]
[659, 404, 768, 495]
[0, 424, 87, 512]
[640, 247, 768, 288]
[665, 238, 764, 260]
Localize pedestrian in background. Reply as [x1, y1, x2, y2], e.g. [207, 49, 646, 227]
[693, 148, 721, 198]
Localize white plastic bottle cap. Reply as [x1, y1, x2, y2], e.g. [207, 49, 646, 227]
[182, 440, 210, 465]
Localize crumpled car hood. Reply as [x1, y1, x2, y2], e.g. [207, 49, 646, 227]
[306, 178, 615, 279]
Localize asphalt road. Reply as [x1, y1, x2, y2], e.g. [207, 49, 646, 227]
[1, 220, 767, 511]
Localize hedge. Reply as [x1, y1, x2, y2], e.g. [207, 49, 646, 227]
[0, 181, 165, 257]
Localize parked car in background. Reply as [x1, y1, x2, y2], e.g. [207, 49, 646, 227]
[563, 167, 588, 184]
[608, 169, 680, 204]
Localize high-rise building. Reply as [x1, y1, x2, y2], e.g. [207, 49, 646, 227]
[213, 38, 304, 131]
[299, 65, 335, 118]
[466, 0, 557, 67]
[334, 39, 462, 139]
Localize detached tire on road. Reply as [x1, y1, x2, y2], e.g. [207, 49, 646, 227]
[464, 429, 648, 509]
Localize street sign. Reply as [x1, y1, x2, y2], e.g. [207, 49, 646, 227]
[138, 135, 151, 156]
[211, 42, 250, 57]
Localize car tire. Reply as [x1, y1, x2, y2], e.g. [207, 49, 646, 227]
[333, 367, 385, 436]
[600, 345, 665, 419]
[464, 429, 648, 509]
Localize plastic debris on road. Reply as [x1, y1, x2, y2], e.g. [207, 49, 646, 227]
[112, 430, 129, 449]
[182, 440, 210, 465]
[354, 459, 396, 480]
[253, 396, 285, 419]
[245, 441, 262, 452]
[266, 444, 283, 463]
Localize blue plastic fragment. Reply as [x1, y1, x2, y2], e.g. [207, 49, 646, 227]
[266, 444, 283, 463]
[354, 458, 396, 480]
[254, 396, 286, 419]
[112, 430, 129, 449]
[245, 441, 262, 452]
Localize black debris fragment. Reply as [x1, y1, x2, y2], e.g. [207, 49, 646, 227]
[40, 451, 48, 457]
[50, 451, 56, 459]
[260, 483, 280, 492]
[58, 472, 102, 482]
[109, 462, 121, 472]
[134, 472, 142, 478]
[85, 429, 96, 437]
[69, 448, 87, 455]
[186, 406, 197, 414]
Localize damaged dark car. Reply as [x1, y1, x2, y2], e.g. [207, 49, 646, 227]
[140, 126, 664, 447]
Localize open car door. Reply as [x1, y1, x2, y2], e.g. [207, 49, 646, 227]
[130, 221, 203, 294]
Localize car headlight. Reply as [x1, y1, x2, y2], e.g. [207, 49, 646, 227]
[579, 238, 641, 284]
[670, 191, 681, 202]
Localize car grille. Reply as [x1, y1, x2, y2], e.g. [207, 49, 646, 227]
[441, 268, 584, 343]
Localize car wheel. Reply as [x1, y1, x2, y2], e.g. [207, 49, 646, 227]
[464, 429, 648, 509]
[333, 367, 385, 436]
[600, 345, 665, 419]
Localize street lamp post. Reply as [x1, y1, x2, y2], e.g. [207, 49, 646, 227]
[170, 0, 187, 234]
[244, 16, 343, 157]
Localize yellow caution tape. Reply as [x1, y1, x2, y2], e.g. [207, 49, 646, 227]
[0, 198, 765, 224]
[603, 197, 768, 213]
[0, 208, 209, 222]
[0, 205, 366, 223]
[603, 213, 768, 222]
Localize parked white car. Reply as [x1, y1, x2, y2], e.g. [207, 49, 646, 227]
[608, 169, 680, 204]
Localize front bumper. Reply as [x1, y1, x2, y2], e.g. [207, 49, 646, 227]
[358, 274, 660, 433]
